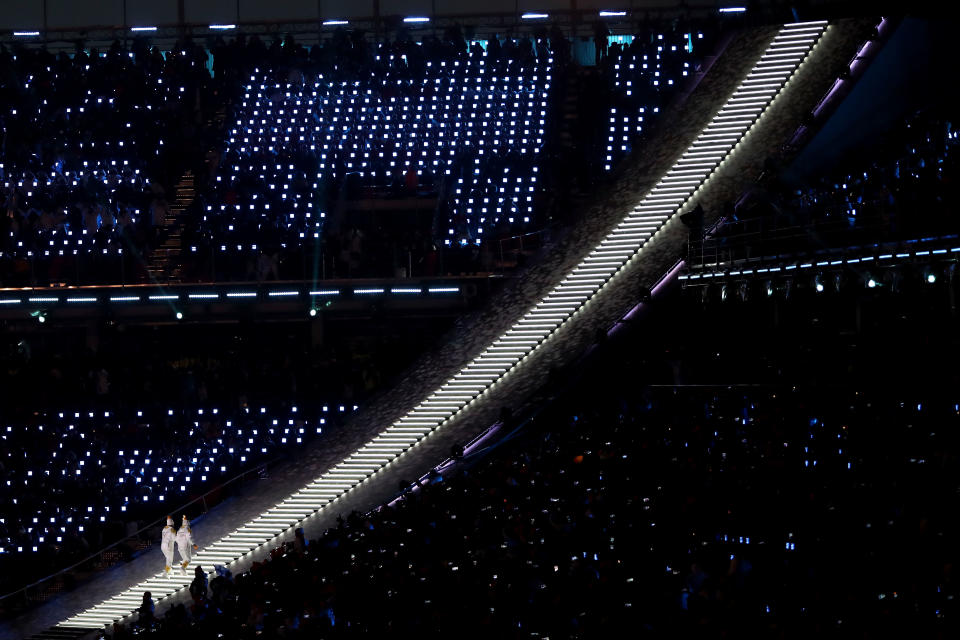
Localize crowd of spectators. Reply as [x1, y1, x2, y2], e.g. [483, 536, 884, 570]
[189, 28, 560, 287]
[1, 20, 720, 286]
[0, 314, 454, 596]
[112, 272, 960, 637]
[699, 107, 960, 264]
[601, 29, 708, 171]
[0, 39, 209, 286]
[553, 24, 714, 198]
[0, 313, 450, 415]
[5, 19, 960, 634]
[0, 405, 330, 588]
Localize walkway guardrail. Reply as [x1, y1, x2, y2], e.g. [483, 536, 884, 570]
[0, 457, 278, 617]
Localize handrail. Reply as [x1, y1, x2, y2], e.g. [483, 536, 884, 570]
[682, 232, 960, 279]
[704, 217, 879, 243]
[495, 225, 556, 264]
[382, 254, 687, 511]
[687, 208, 960, 269]
[811, 17, 892, 120]
[697, 220, 948, 252]
[0, 455, 279, 606]
[787, 17, 893, 149]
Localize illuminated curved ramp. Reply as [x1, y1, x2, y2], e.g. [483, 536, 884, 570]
[58, 20, 827, 631]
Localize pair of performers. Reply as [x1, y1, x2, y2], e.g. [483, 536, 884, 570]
[160, 515, 198, 574]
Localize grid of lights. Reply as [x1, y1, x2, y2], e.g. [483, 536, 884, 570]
[604, 30, 702, 171]
[57, 21, 827, 630]
[0, 54, 185, 262]
[1, 406, 348, 560]
[211, 48, 552, 249]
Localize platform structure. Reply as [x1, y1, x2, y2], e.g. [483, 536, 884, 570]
[48, 19, 829, 634]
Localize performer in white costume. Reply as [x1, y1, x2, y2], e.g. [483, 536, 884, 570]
[176, 515, 198, 572]
[161, 516, 176, 574]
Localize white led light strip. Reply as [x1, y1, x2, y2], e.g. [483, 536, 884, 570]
[679, 244, 960, 280]
[58, 21, 826, 630]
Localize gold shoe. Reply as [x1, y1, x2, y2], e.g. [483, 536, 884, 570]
[182, 561, 189, 569]
[164, 565, 171, 572]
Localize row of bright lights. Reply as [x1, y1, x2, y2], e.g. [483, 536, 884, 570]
[680, 247, 960, 281]
[57, 19, 825, 631]
[707, 270, 940, 295]
[0, 287, 460, 307]
[9, 8, 730, 37]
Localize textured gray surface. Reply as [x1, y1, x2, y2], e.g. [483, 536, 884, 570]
[3, 18, 873, 640]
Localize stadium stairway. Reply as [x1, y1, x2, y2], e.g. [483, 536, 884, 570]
[558, 67, 585, 152]
[145, 171, 195, 283]
[3, 18, 875, 640]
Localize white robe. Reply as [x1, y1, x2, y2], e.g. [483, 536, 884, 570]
[161, 525, 176, 568]
[176, 525, 195, 565]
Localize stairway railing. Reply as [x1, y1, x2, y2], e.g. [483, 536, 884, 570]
[0, 456, 277, 619]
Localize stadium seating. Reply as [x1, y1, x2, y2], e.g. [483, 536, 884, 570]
[119, 379, 960, 636]
[107, 245, 960, 635]
[201, 41, 553, 253]
[0, 43, 204, 286]
[691, 111, 960, 268]
[0, 29, 717, 286]
[0, 404, 354, 593]
[603, 30, 706, 171]
[3, 14, 959, 638]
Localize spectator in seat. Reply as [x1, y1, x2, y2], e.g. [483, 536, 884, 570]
[189, 565, 208, 601]
[594, 21, 610, 65]
[137, 591, 154, 625]
[405, 165, 419, 194]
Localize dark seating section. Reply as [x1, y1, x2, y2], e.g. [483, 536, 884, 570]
[0, 41, 206, 286]
[0, 404, 327, 554]
[698, 109, 960, 265]
[0, 316, 450, 596]
[119, 265, 960, 638]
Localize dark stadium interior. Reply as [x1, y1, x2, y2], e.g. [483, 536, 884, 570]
[0, 2, 958, 639]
